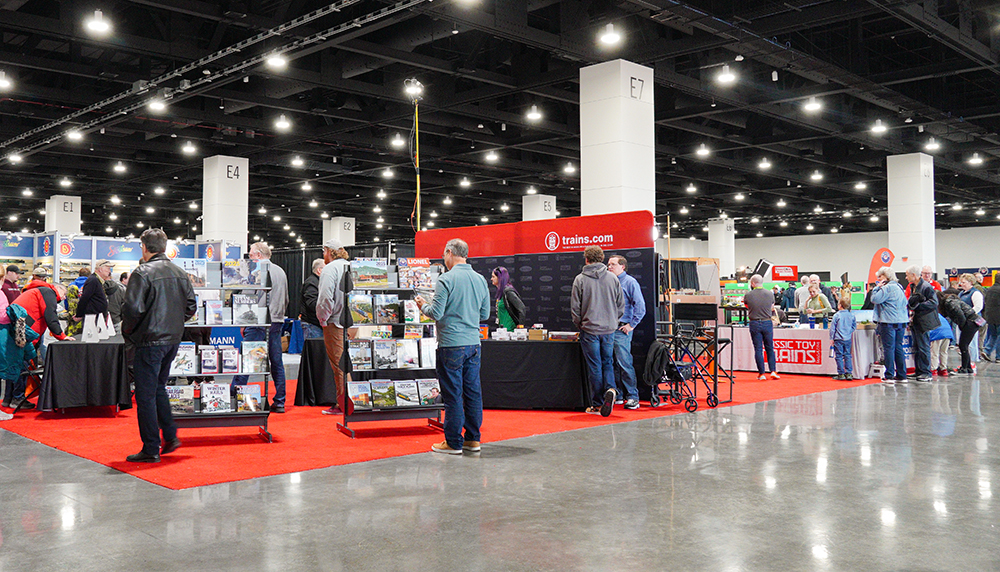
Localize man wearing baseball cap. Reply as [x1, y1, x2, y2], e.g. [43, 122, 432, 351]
[316, 238, 353, 414]
[2, 265, 21, 304]
[75, 259, 109, 322]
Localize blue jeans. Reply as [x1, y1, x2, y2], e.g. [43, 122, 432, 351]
[581, 331, 615, 407]
[833, 339, 853, 376]
[233, 323, 286, 407]
[134, 344, 180, 455]
[878, 323, 907, 379]
[612, 328, 638, 401]
[748, 320, 776, 375]
[436, 345, 483, 450]
[983, 324, 999, 359]
[301, 323, 324, 339]
[912, 326, 931, 376]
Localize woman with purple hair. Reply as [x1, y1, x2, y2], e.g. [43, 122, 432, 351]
[491, 266, 526, 329]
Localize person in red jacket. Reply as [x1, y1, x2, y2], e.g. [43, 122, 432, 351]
[3, 270, 73, 409]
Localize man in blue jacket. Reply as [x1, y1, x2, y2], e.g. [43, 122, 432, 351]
[607, 255, 645, 410]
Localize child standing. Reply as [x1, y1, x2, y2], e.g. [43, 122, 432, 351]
[928, 313, 954, 376]
[830, 298, 857, 380]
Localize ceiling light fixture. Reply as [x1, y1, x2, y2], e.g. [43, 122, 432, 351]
[427, 221, 435, 227]
[154, 186, 165, 194]
[975, 208, 985, 216]
[443, 196, 452, 205]
[391, 132, 405, 148]
[460, 177, 471, 187]
[843, 212, 853, 218]
[113, 161, 126, 173]
[188, 202, 198, 210]
[779, 221, 788, 227]
[0, 71, 11, 90]
[870, 215, 879, 222]
[871, 119, 887, 134]
[382, 167, 394, 178]
[814, 205, 823, 212]
[806, 224, 814, 231]
[321, 212, 329, 219]
[831, 228, 839, 233]
[85, 10, 111, 34]
[67, 130, 83, 141]
[174, 218, 181, 224]
[777, 199, 786, 207]
[148, 99, 166, 112]
[291, 156, 304, 167]
[182, 141, 196, 154]
[925, 137, 940, 151]
[526, 105, 542, 121]
[429, 211, 438, 218]
[7, 152, 22, 164]
[758, 157, 771, 170]
[485, 150, 499, 162]
[275, 114, 291, 130]
[735, 193, 745, 201]
[599, 23, 620, 45]
[679, 207, 689, 214]
[500, 203, 510, 211]
[309, 200, 318, 208]
[145, 206, 155, 213]
[696, 143, 710, 157]
[564, 162, 576, 174]
[750, 217, 759, 223]
[373, 205, 382, 213]
[803, 97, 822, 112]
[377, 188, 387, 199]
[481, 216, 490, 223]
[526, 186, 537, 195]
[855, 182, 867, 191]
[21, 188, 32, 196]
[110, 195, 121, 205]
[686, 183, 697, 193]
[404, 79, 424, 98]
[952, 203, 963, 211]
[60, 178, 72, 187]
[377, 217, 385, 223]
[969, 153, 984, 165]
[717, 64, 736, 84]
[810, 170, 823, 181]
[266, 54, 287, 69]
[258, 206, 267, 214]
[301, 182, 312, 191]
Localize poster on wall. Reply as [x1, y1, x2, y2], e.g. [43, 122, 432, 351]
[351, 258, 389, 288]
[0, 234, 35, 287]
[59, 238, 95, 286]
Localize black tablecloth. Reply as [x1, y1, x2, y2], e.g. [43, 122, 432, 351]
[294, 338, 434, 406]
[39, 336, 131, 410]
[480, 340, 587, 409]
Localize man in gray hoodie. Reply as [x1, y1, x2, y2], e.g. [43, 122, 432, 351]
[571, 246, 624, 417]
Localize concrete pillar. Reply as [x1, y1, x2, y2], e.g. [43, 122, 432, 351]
[323, 217, 356, 247]
[522, 194, 556, 221]
[579, 59, 655, 216]
[202, 155, 249, 249]
[887, 153, 935, 270]
[708, 217, 736, 278]
[44, 195, 81, 235]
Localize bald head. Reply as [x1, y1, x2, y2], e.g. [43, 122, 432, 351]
[750, 274, 763, 288]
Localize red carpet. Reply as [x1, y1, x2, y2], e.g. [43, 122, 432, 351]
[0, 373, 879, 490]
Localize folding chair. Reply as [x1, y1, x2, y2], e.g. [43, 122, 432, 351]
[12, 360, 43, 414]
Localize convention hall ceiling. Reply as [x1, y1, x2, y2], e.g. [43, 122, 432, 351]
[1, 0, 999, 247]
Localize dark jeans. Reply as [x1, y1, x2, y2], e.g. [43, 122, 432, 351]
[748, 320, 776, 375]
[612, 328, 639, 401]
[233, 323, 286, 407]
[833, 339, 853, 376]
[957, 323, 979, 370]
[436, 345, 483, 450]
[912, 325, 931, 376]
[580, 331, 615, 407]
[134, 344, 180, 455]
[878, 323, 907, 379]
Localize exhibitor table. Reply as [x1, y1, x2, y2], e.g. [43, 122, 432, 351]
[295, 338, 589, 409]
[39, 336, 131, 411]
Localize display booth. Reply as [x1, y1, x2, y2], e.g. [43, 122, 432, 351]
[415, 210, 657, 408]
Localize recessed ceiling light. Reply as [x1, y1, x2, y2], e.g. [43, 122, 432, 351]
[777, 199, 786, 207]
[779, 221, 788, 227]
[460, 177, 471, 187]
[599, 23, 621, 45]
[686, 183, 697, 193]
[806, 224, 814, 230]
[377, 188, 386, 199]
[485, 150, 499, 162]
[803, 97, 822, 112]
[266, 54, 287, 69]
[735, 193, 745, 201]
[811, 170, 823, 181]
[113, 161, 126, 173]
[925, 137, 940, 151]
[274, 114, 291, 130]
[301, 182, 312, 191]
[273, 215, 281, 221]
[526, 186, 537, 195]
[871, 119, 887, 134]
[696, 143, 710, 157]
[717, 64, 736, 84]
[391, 132, 405, 148]
[86, 9, 111, 34]
[145, 206, 155, 213]
[679, 207, 689, 214]
[21, 188, 32, 196]
[291, 156, 304, 167]
[564, 162, 576, 174]
[154, 186, 165, 194]
[855, 182, 868, 190]
[189, 202, 198, 209]
[969, 153, 984, 165]
[109, 213, 118, 220]
[526, 105, 542, 121]
[182, 141, 196, 154]
[443, 196, 452, 205]
[60, 178, 72, 187]
[382, 167, 394, 178]
[67, 130, 83, 141]
[309, 200, 318, 208]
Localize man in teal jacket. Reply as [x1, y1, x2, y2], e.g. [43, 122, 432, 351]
[416, 238, 491, 455]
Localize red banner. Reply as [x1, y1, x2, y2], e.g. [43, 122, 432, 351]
[867, 248, 894, 284]
[771, 265, 798, 281]
[774, 338, 823, 365]
[415, 211, 654, 258]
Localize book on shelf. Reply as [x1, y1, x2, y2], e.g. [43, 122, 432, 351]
[170, 343, 197, 376]
[417, 379, 442, 405]
[374, 293, 400, 324]
[242, 341, 268, 373]
[347, 381, 372, 410]
[235, 384, 262, 412]
[394, 381, 420, 406]
[222, 259, 266, 286]
[351, 258, 389, 288]
[370, 380, 396, 408]
[231, 293, 264, 325]
[348, 340, 372, 369]
[402, 299, 420, 324]
[348, 292, 374, 324]
[167, 385, 196, 414]
[204, 300, 224, 325]
[396, 339, 420, 368]
[372, 339, 397, 369]
[186, 294, 203, 324]
[220, 346, 240, 373]
[199, 346, 219, 374]
[201, 383, 232, 413]
[173, 258, 208, 287]
[420, 338, 437, 369]
[397, 258, 434, 289]
[403, 325, 423, 340]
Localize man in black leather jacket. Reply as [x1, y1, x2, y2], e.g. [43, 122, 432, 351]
[906, 264, 938, 382]
[122, 229, 197, 463]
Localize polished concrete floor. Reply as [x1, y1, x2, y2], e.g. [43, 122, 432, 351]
[2, 362, 999, 571]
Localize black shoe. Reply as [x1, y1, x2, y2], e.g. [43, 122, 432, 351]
[600, 388, 615, 417]
[126, 451, 161, 463]
[12, 398, 35, 410]
[161, 438, 182, 455]
[1, 400, 9, 408]
[272, 405, 285, 413]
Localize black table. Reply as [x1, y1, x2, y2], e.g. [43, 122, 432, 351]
[39, 336, 131, 411]
[295, 338, 589, 410]
[294, 338, 434, 406]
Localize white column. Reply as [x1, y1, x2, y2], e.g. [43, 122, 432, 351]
[202, 155, 249, 249]
[887, 153, 935, 270]
[44, 195, 81, 234]
[323, 217, 356, 247]
[522, 194, 556, 221]
[579, 59, 655, 217]
[708, 217, 736, 278]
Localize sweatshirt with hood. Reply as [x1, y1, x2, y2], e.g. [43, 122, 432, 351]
[571, 262, 624, 335]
